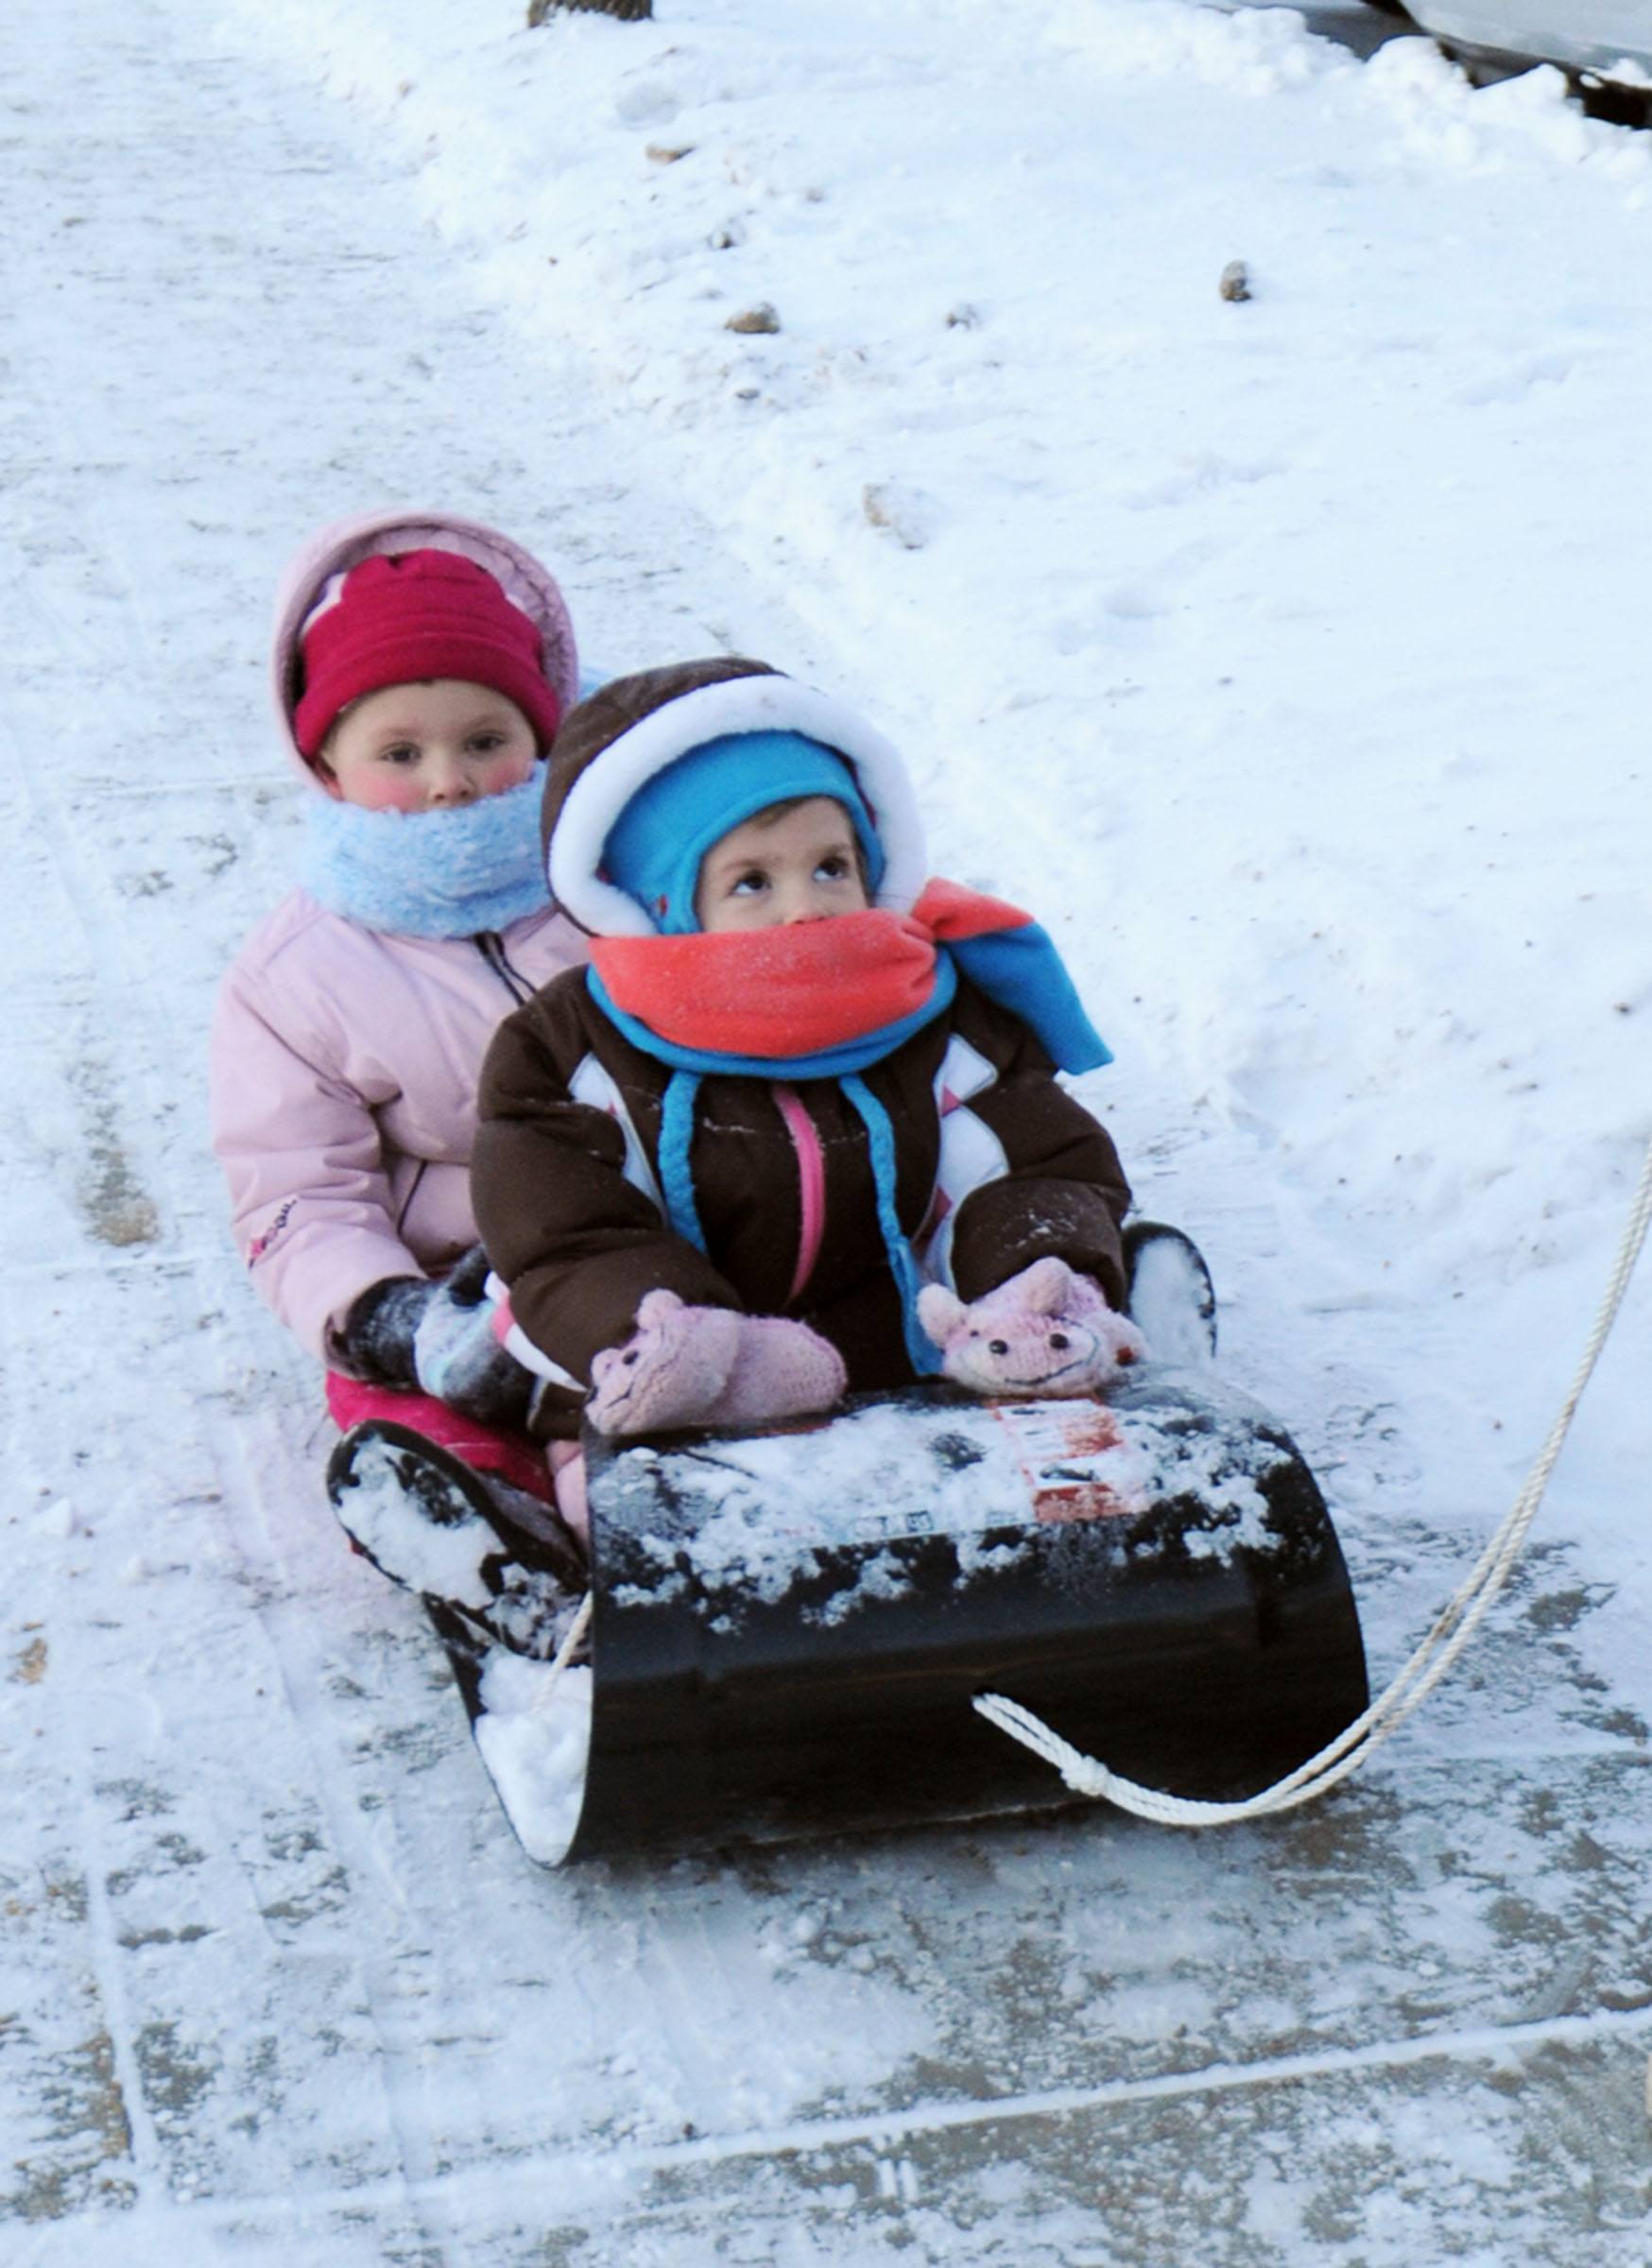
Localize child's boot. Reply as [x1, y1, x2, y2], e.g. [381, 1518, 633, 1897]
[1121, 1221, 1217, 1366]
[327, 1420, 588, 1659]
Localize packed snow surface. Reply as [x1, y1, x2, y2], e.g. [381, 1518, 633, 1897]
[5, 0, 1652, 2260]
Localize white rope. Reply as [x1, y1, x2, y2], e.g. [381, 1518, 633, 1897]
[529, 1588, 594, 1714]
[975, 1134, 1652, 1827]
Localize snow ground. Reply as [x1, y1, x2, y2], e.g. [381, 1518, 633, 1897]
[2, 0, 1648, 2259]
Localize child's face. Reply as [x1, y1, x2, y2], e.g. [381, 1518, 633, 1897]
[318, 679, 539, 812]
[694, 796, 869, 933]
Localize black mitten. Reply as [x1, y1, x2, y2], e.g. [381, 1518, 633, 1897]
[336, 1276, 433, 1387]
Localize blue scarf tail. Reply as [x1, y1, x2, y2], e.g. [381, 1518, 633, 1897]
[841, 1074, 943, 1376]
[649, 1056, 940, 1373]
[946, 921, 1112, 1074]
[658, 1071, 709, 1254]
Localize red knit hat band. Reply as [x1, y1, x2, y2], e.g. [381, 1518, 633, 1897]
[294, 549, 562, 759]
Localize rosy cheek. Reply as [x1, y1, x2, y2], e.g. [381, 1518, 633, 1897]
[347, 773, 424, 813]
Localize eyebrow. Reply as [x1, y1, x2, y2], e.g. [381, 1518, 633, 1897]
[367, 703, 517, 741]
[708, 831, 857, 878]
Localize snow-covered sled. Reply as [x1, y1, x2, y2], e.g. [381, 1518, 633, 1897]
[440, 1369, 1368, 1867]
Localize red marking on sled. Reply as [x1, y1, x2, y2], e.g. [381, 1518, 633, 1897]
[988, 1400, 1136, 1524]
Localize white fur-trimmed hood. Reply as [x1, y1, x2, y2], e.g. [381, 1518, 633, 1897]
[542, 658, 928, 936]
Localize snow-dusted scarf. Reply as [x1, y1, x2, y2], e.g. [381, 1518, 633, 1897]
[300, 775, 550, 938]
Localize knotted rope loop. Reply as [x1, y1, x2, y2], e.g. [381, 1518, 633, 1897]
[976, 1134, 1652, 1828]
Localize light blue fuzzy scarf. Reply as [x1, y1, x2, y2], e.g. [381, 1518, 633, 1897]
[300, 776, 550, 938]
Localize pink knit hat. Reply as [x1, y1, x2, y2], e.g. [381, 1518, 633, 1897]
[293, 548, 563, 758]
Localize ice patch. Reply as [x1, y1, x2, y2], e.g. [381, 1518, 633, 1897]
[1179, 1477, 1275, 1556]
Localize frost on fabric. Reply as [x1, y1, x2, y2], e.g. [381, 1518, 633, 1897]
[473, 1656, 593, 1868]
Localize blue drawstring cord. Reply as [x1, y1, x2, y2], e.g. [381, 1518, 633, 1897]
[658, 1070, 708, 1253]
[842, 1074, 942, 1377]
[655, 1066, 940, 1375]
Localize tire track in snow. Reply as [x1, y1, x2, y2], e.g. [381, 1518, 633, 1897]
[10, 1998, 1649, 2249]
[0, 0, 604, 2242]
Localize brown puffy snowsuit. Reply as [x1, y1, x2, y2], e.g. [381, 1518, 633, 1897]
[472, 658, 1131, 1436]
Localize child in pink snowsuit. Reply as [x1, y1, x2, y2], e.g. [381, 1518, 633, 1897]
[210, 510, 591, 1571]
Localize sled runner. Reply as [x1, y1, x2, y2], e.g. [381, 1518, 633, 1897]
[438, 1368, 1368, 1866]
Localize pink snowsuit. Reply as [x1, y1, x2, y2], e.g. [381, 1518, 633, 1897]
[210, 510, 589, 1399]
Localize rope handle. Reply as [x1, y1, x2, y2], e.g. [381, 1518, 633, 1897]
[976, 1133, 1652, 1827]
[529, 1589, 594, 1714]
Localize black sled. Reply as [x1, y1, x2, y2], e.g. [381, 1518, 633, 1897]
[438, 1366, 1368, 1867]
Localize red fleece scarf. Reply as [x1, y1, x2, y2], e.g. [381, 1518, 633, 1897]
[589, 878, 1027, 1057]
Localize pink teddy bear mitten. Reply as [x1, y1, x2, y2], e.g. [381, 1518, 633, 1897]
[586, 1291, 848, 1438]
[917, 1257, 1146, 1400]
